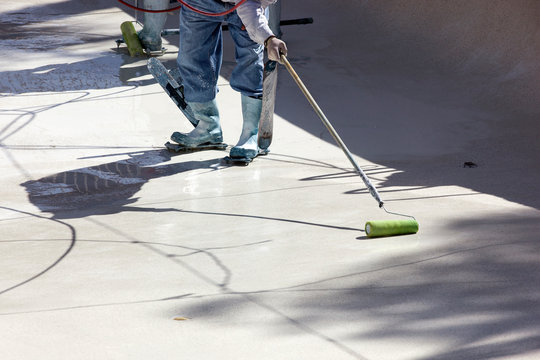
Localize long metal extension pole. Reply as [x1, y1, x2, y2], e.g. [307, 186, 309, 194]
[280, 54, 384, 208]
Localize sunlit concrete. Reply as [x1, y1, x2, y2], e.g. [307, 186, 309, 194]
[1, 1, 540, 359]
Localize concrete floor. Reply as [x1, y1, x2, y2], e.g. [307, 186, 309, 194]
[1, 1, 540, 359]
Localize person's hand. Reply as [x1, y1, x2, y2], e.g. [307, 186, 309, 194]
[265, 36, 287, 63]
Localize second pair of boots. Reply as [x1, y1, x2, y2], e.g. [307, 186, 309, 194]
[170, 95, 265, 161]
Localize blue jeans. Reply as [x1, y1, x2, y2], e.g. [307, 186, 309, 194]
[177, 0, 265, 103]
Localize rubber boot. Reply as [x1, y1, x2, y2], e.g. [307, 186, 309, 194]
[229, 95, 262, 159]
[170, 100, 223, 147]
[138, 0, 168, 52]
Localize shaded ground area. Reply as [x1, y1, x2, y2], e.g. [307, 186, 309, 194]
[1, 1, 539, 359]
[275, 0, 540, 209]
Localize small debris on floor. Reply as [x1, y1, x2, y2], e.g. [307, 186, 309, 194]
[173, 317, 190, 321]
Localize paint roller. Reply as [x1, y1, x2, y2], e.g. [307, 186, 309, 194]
[120, 21, 145, 57]
[280, 54, 419, 238]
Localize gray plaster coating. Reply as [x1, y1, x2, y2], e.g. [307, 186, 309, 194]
[1, 0, 540, 359]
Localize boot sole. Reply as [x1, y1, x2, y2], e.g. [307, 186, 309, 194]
[223, 149, 269, 166]
[165, 141, 227, 153]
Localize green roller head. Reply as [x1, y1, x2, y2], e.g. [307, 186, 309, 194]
[365, 219, 419, 238]
[120, 21, 144, 57]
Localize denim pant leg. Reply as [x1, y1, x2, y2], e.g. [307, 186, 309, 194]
[226, 15, 265, 98]
[177, 8, 224, 103]
[139, 0, 169, 50]
[177, 1, 264, 100]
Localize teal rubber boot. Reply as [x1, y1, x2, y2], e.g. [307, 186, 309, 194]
[170, 99, 223, 147]
[138, 0, 168, 52]
[229, 95, 262, 160]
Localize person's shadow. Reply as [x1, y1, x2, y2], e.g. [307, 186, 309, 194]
[21, 149, 224, 219]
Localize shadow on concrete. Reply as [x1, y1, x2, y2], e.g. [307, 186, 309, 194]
[19, 148, 362, 232]
[5, 2, 540, 358]
[0, 0, 127, 50]
[6, 0, 538, 213]
[168, 212, 540, 359]
[0, 0, 175, 93]
[271, 0, 540, 211]
[19, 149, 223, 219]
[299, 213, 540, 359]
[0, 206, 77, 296]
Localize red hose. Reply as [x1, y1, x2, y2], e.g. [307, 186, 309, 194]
[177, 0, 247, 16]
[117, 0, 247, 16]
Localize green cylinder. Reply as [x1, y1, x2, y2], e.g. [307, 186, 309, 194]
[121, 21, 144, 57]
[365, 219, 419, 238]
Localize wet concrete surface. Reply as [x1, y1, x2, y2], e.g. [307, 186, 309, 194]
[1, 1, 540, 359]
